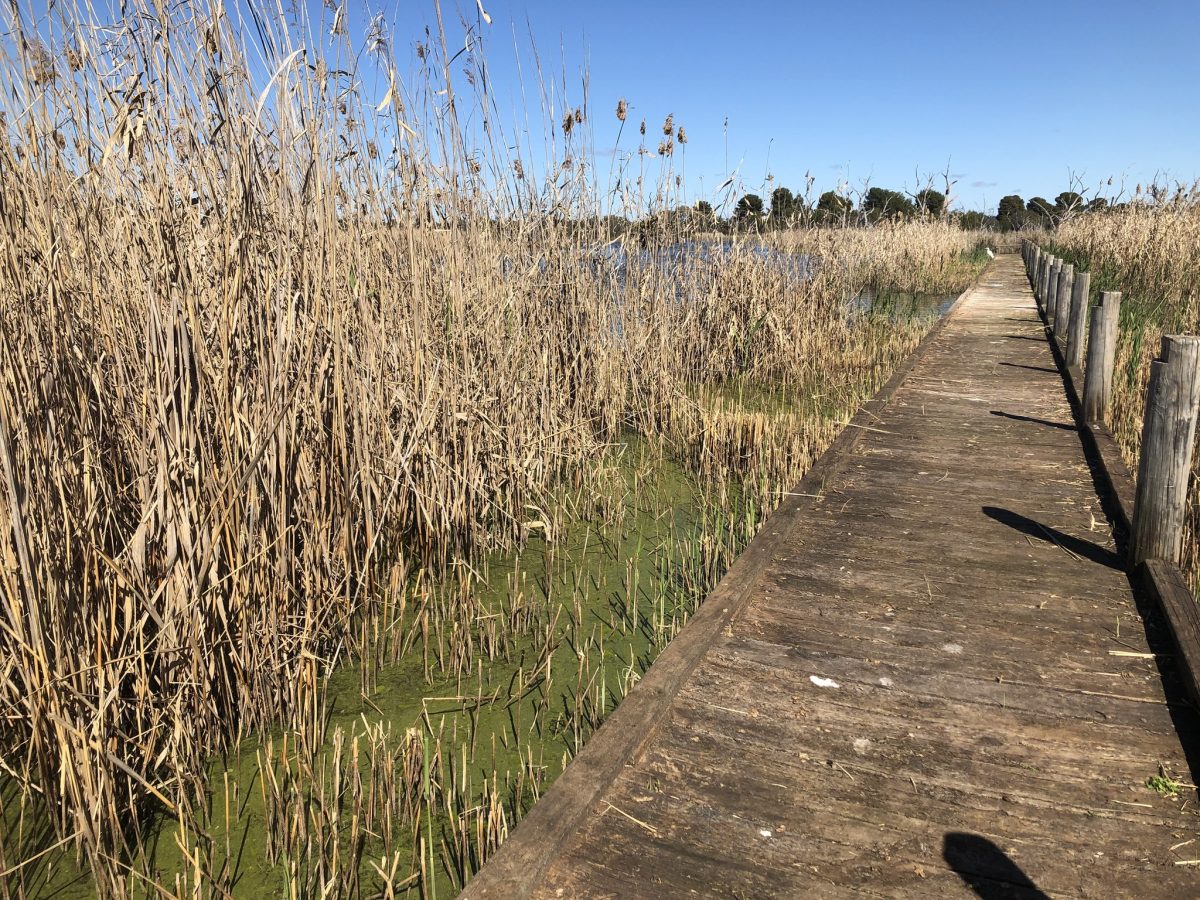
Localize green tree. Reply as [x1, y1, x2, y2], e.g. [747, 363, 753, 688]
[1087, 197, 1109, 212]
[863, 187, 915, 220]
[954, 211, 1000, 231]
[770, 186, 796, 226]
[916, 189, 946, 217]
[1054, 191, 1084, 215]
[734, 193, 765, 228]
[998, 194, 1027, 230]
[816, 190, 852, 221]
[1027, 196, 1054, 223]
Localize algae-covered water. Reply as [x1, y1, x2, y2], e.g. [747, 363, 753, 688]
[15, 438, 751, 898]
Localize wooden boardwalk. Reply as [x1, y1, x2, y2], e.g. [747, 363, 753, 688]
[466, 255, 1200, 898]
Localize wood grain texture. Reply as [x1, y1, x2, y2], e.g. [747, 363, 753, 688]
[1054, 263, 1074, 336]
[1066, 271, 1091, 368]
[1132, 336, 1200, 566]
[1083, 292, 1122, 427]
[465, 256, 1200, 899]
[1047, 258, 1062, 322]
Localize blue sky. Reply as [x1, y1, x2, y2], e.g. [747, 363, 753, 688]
[376, 0, 1200, 213]
[8, 0, 1197, 214]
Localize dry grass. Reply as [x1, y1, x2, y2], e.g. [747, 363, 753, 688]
[0, 1, 986, 895]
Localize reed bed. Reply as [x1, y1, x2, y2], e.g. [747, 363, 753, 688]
[1050, 188, 1200, 584]
[0, 1, 986, 896]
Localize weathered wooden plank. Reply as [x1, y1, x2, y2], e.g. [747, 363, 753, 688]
[1141, 559, 1200, 707]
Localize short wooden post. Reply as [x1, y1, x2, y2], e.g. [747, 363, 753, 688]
[1037, 253, 1048, 302]
[1047, 259, 1062, 322]
[1131, 335, 1200, 566]
[1065, 271, 1090, 367]
[1082, 291, 1121, 426]
[1054, 263, 1074, 336]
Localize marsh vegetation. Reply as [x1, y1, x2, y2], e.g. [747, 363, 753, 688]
[0, 2, 989, 896]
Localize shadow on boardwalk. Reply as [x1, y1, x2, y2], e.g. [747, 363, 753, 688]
[943, 833, 1050, 899]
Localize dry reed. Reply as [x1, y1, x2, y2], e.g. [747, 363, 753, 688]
[0, 1, 986, 895]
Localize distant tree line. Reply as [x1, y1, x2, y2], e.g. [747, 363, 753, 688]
[717, 184, 949, 233]
[704, 185, 1115, 234]
[591, 183, 1117, 241]
[994, 191, 1108, 231]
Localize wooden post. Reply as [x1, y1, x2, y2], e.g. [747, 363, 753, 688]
[1037, 253, 1049, 303]
[1082, 291, 1121, 426]
[1054, 263, 1074, 336]
[1047, 259, 1062, 322]
[1032, 247, 1042, 290]
[1047, 257, 1059, 313]
[1131, 335, 1200, 566]
[1065, 271, 1090, 367]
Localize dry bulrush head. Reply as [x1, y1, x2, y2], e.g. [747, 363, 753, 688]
[0, 0, 985, 896]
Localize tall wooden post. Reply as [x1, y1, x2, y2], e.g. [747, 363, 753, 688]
[1065, 271, 1091, 368]
[1082, 292, 1122, 426]
[1038, 254, 1050, 304]
[1047, 259, 1062, 323]
[1054, 263, 1074, 336]
[1131, 336, 1200, 566]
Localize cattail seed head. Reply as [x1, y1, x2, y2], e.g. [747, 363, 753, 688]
[616, 99, 627, 122]
[677, 126, 686, 144]
[29, 43, 55, 84]
[639, 119, 646, 136]
[662, 114, 673, 136]
[562, 111, 574, 135]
